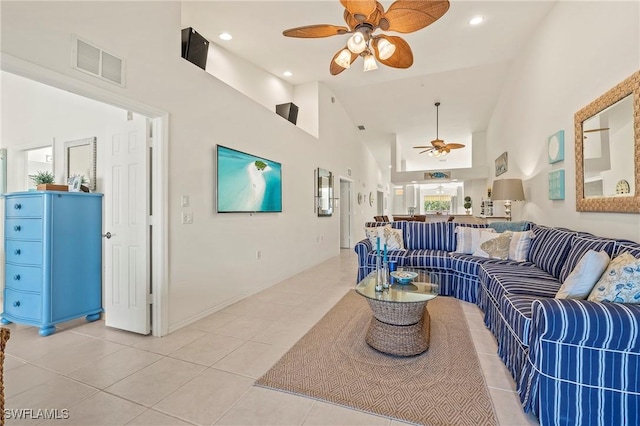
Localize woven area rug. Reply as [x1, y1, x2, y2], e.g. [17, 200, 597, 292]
[256, 290, 497, 426]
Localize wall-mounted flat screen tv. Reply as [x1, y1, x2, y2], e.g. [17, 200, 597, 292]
[216, 145, 283, 213]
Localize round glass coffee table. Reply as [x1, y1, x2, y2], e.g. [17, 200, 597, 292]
[355, 268, 439, 356]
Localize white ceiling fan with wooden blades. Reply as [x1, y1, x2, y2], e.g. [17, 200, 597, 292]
[413, 102, 465, 157]
[283, 0, 450, 75]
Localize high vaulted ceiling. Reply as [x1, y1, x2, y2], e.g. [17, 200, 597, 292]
[182, 1, 556, 174]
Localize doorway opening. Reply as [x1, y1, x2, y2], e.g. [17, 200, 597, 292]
[1, 58, 168, 336]
[25, 146, 54, 189]
[339, 178, 352, 249]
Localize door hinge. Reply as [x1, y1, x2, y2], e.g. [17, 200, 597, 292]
[146, 294, 153, 305]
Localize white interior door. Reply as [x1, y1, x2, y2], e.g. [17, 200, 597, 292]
[104, 115, 150, 334]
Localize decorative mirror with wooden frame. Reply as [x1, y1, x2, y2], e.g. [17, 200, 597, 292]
[316, 167, 333, 217]
[575, 70, 640, 213]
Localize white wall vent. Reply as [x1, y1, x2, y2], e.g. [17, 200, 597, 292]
[71, 36, 125, 87]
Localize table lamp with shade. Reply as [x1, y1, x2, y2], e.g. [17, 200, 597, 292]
[491, 179, 525, 221]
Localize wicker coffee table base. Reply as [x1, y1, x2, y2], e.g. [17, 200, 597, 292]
[365, 307, 431, 356]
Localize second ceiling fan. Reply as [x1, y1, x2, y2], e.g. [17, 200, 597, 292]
[282, 0, 450, 75]
[413, 102, 465, 157]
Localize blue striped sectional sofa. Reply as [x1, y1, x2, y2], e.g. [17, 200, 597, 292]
[354, 221, 640, 425]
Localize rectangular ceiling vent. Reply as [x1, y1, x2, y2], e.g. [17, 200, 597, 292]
[71, 36, 125, 87]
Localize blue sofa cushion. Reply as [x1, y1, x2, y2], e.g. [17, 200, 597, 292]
[501, 294, 538, 347]
[450, 253, 535, 276]
[527, 225, 575, 279]
[405, 222, 451, 251]
[403, 249, 451, 269]
[558, 234, 617, 283]
[481, 263, 560, 304]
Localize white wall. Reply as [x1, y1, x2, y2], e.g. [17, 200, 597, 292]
[293, 82, 320, 138]
[486, 1, 640, 240]
[1, 71, 127, 191]
[204, 42, 293, 112]
[0, 1, 385, 330]
[202, 30, 320, 138]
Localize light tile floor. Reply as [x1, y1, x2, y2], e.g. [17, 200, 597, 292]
[3, 250, 539, 425]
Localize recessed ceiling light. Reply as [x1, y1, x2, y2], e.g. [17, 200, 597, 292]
[283, 71, 293, 77]
[469, 16, 484, 26]
[219, 33, 232, 41]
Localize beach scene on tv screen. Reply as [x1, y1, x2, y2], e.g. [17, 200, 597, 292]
[217, 146, 282, 212]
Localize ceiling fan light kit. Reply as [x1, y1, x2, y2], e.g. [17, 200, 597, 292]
[283, 0, 450, 75]
[375, 37, 396, 60]
[347, 31, 368, 54]
[363, 54, 378, 72]
[335, 49, 353, 68]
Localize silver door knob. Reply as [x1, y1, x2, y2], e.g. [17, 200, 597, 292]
[102, 232, 112, 239]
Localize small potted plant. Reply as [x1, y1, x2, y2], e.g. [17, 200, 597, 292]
[464, 196, 472, 214]
[29, 171, 64, 191]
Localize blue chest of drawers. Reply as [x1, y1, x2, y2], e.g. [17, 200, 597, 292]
[2, 191, 103, 336]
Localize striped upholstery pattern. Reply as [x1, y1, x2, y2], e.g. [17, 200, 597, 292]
[477, 264, 559, 337]
[483, 264, 560, 302]
[615, 240, 640, 258]
[354, 238, 374, 282]
[496, 294, 539, 380]
[435, 270, 457, 298]
[500, 294, 537, 347]
[450, 255, 535, 304]
[450, 253, 535, 277]
[519, 299, 640, 425]
[558, 234, 616, 283]
[403, 249, 451, 269]
[452, 273, 482, 303]
[527, 225, 575, 279]
[405, 222, 451, 251]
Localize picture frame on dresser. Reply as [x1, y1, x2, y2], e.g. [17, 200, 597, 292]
[69, 176, 82, 192]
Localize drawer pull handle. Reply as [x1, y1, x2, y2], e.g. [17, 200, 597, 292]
[13, 301, 20, 308]
[14, 249, 21, 255]
[13, 275, 20, 281]
[14, 225, 21, 232]
[14, 203, 22, 210]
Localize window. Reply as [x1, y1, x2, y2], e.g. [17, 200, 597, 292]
[424, 195, 451, 213]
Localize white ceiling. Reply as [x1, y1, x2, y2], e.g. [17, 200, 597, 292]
[182, 1, 556, 173]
